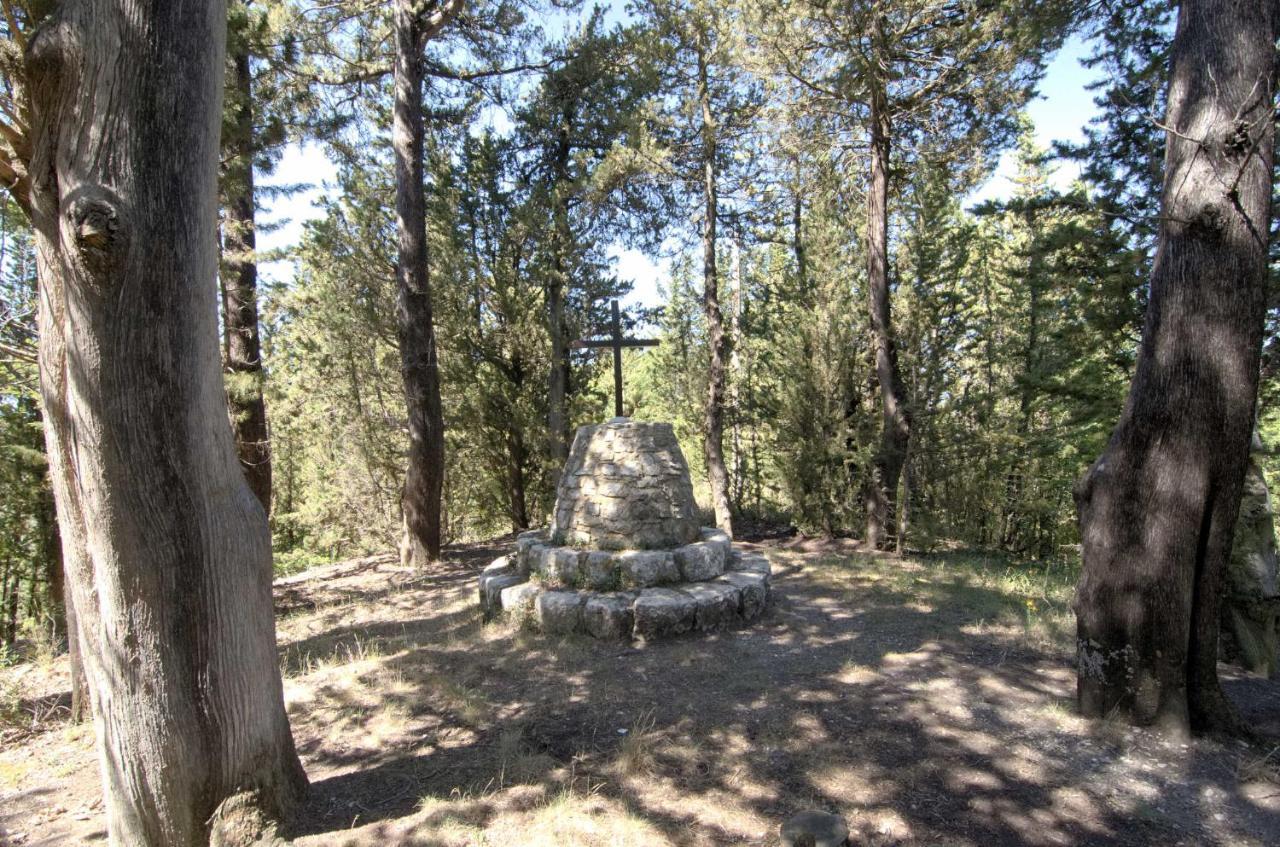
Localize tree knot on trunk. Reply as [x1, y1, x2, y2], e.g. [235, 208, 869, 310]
[24, 15, 76, 100]
[66, 188, 127, 282]
[1190, 202, 1225, 239]
[1223, 120, 1253, 158]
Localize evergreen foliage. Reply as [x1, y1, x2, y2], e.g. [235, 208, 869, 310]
[0, 0, 1274, 696]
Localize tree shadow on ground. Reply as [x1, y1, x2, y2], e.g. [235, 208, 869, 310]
[281, 543, 1280, 847]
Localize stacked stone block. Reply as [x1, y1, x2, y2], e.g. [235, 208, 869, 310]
[550, 420, 700, 550]
[477, 419, 772, 640]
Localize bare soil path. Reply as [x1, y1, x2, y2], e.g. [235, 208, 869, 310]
[2, 540, 1278, 846]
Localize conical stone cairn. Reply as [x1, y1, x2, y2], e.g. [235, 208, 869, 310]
[478, 419, 772, 639]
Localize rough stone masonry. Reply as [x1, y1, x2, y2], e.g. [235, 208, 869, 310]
[477, 418, 771, 640]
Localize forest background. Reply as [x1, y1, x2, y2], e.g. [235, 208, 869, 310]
[0, 0, 1274, 645]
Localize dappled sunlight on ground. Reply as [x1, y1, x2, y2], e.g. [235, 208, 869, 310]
[274, 542, 1280, 846]
[2, 542, 1278, 845]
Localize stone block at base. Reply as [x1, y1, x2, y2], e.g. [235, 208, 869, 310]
[541, 547, 584, 587]
[500, 582, 542, 621]
[674, 539, 726, 582]
[480, 565, 527, 619]
[683, 581, 742, 631]
[582, 551, 621, 590]
[716, 571, 769, 621]
[536, 590, 586, 635]
[729, 551, 772, 580]
[618, 550, 680, 588]
[583, 592, 637, 639]
[633, 588, 696, 639]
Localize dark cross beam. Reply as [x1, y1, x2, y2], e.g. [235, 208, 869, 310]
[571, 299, 659, 418]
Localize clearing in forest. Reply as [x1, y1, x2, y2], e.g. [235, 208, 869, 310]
[3, 540, 1279, 846]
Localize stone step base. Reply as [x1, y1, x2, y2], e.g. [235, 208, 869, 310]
[479, 551, 772, 641]
[514, 527, 733, 590]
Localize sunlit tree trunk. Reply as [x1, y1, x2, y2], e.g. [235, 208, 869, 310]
[393, 0, 463, 566]
[221, 33, 272, 513]
[25, 0, 307, 842]
[697, 39, 733, 537]
[863, 74, 910, 551]
[546, 104, 574, 470]
[1074, 0, 1278, 735]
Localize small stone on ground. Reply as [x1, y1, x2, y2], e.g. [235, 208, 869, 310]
[780, 809, 849, 847]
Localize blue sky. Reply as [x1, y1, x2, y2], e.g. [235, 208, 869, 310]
[258, 31, 1105, 308]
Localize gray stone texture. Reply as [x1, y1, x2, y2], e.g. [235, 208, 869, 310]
[478, 419, 774, 641]
[535, 590, 586, 635]
[633, 588, 697, 639]
[479, 557, 526, 619]
[730, 550, 772, 579]
[674, 539, 727, 582]
[581, 551, 621, 590]
[700, 527, 731, 546]
[499, 581, 541, 618]
[617, 549, 680, 588]
[541, 546, 584, 587]
[1224, 444, 1280, 676]
[716, 571, 769, 621]
[513, 531, 543, 574]
[582, 592, 637, 640]
[780, 810, 849, 847]
[683, 581, 742, 631]
[550, 420, 700, 550]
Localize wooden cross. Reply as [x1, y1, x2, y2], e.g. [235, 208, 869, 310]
[571, 299, 659, 418]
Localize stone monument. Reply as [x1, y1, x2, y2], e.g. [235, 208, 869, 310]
[478, 418, 771, 640]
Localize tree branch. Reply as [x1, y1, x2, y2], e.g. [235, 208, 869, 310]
[418, 0, 466, 43]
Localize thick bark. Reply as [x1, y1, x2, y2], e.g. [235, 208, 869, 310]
[863, 81, 910, 551]
[221, 37, 272, 514]
[393, 0, 460, 566]
[25, 0, 307, 843]
[697, 42, 733, 537]
[1074, 0, 1278, 735]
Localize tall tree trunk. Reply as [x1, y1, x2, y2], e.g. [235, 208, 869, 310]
[863, 77, 910, 551]
[697, 41, 733, 537]
[393, 0, 461, 566]
[792, 164, 808, 296]
[1002, 215, 1043, 551]
[546, 105, 574, 468]
[25, 1, 307, 842]
[1074, 0, 1278, 736]
[1, 563, 14, 646]
[221, 32, 272, 514]
[728, 214, 745, 510]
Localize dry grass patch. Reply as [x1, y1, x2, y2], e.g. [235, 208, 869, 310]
[411, 780, 665, 847]
[611, 709, 659, 777]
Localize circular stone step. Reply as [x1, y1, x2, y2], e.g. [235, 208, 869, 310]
[480, 550, 772, 640]
[516, 528, 731, 590]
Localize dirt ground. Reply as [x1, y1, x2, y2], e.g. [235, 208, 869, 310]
[2, 540, 1278, 846]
